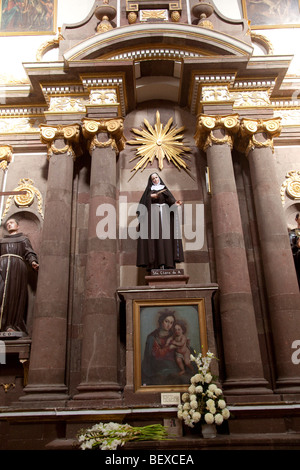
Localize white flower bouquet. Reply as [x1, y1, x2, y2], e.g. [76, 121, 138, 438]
[177, 351, 230, 428]
[78, 422, 168, 450]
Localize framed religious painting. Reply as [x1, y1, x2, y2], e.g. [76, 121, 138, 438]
[133, 298, 208, 393]
[242, 0, 300, 29]
[0, 0, 57, 36]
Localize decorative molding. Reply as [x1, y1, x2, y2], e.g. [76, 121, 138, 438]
[0, 117, 40, 134]
[281, 170, 300, 205]
[231, 90, 271, 108]
[36, 29, 64, 62]
[1, 178, 44, 221]
[106, 47, 202, 61]
[48, 96, 87, 113]
[40, 124, 80, 160]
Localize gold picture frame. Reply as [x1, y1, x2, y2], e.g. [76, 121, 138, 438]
[0, 0, 57, 36]
[133, 298, 208, 393]
[242, 0, 300, 29]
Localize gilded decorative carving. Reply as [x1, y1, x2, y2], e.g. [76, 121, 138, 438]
[127, 110, 191, 179]
[231, 90, 271, 108]
[140, 10, 168, 21]
[0, 145, 13, 171]
[0, 117, 39, 134]
[194, 114, 240, 152]
[36, 28, 64, 62]
[201, 86, 231, 102]
[40, 124, 80, 160]
[281, 170, 300, 205]
[89, 89, 117, 105]
[82, 118, 126, 154]
[1, 178, 44, 221]
[48, 97, 86, 113]
[238, 117, 282, 156]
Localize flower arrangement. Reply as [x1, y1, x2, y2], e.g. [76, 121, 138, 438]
[78, 422, 168, 450]
[177, 350, 230, 428]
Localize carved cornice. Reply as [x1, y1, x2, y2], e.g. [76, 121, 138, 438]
[237, 117, 282, 156]
[194, 114, 240, 152]
[0, 145, 13, 170]
[40, 124, 80, 160]
[82, 118, 126, 154]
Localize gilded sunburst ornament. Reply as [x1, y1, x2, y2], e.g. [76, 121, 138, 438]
[127, 111, 192, 180]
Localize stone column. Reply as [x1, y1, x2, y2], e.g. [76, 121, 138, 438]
[238, 117, 300, 394]
[73, 117, 125, 402]
[21, 124, 80, 403]
[194, 114, 271, 396]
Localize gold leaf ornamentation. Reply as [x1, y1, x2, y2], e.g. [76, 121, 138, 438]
[127, 111, 191, 180]
[1, 178, 44, 221]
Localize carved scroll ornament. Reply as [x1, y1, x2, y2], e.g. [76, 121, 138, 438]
[281, 170, 300, 205]
[40, 124, 80, 160]
[238, 117, 282, 156]
[82, 118, 126, 154]
[194, 114, 240, 152]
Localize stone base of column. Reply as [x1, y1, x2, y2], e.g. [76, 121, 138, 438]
[18, 384, 69, 406]
[275, 377, 300, 395]
[222, 377, 275, 397]
[71, 382, 122, 405]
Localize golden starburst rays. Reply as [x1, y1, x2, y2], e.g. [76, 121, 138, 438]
[127, 111, 192, 180]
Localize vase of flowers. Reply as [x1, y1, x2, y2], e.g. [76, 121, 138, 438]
[177, 351, 230, 437]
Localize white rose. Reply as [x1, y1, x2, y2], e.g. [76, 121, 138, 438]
[192, 412, 201, 423]
[222, 408, 230, 419]
[189, 394, 197, 401]
[204, 413, 214, 424]
[190, 400, 198, 410]
[195, 385, 203, 393]
[177, 410, 183, 419]
[215, 388, 223, 396]
[206, 399, 215, 408]
[208, 384, 217, 392]
[218, 399, 226, 409]
[182, 392, 189, 402]
[204, 373, 212, 383]
[183, 402, 191, 410]
[188, 384, 196, 394]
[215, 413, 224, 425]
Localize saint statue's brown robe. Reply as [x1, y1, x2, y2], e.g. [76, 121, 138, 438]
[0, 233, 38, 333]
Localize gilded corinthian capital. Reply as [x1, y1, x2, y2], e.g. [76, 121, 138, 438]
[0, 145, 13, 171]
[237, 117, 282, 156]
[194, 114, 240, 152]
[40, 124, 80, 160]
[82, 118, 126, 154]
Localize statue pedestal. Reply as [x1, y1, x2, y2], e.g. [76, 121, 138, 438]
[145, 269, 189, 286]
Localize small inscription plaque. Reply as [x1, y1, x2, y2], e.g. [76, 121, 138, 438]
[151, 269, 184, 276]
[161, 392, 181, 405]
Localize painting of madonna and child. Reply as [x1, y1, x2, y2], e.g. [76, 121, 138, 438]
[134, 299, 208, 391]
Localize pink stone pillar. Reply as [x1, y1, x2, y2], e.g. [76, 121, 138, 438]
[240, 118, 300, 393]
[21, 124, 80, 403]
[74, 117, 125, 402]
[195, 115, 271, 395]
